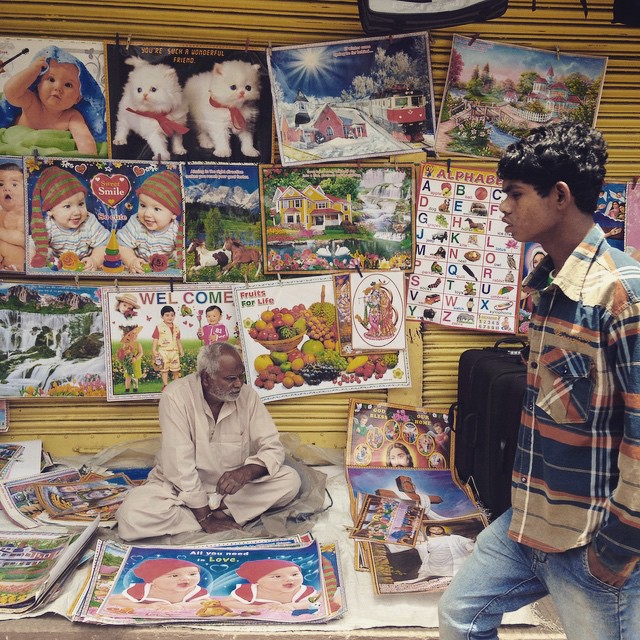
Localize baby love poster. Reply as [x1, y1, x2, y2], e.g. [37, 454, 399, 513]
[0, 37, 107, 158]
[25, 157, 184, 278]
[98, 540, 329, 623]
[101, 284, 239, 401]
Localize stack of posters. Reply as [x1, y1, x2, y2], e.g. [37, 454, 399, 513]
[73, 534, 345, 625]
[345, 400, 487, 594]
[0, 468, 133, 528]
[0, 518, 98, 615]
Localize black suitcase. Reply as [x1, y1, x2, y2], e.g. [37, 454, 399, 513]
[450, 337, 528, 518]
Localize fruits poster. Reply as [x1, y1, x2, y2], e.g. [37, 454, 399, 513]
[233, 275, 411, 403]
[25, 157, 184, 278]
[101, 284, 239, 401]
[407, 162, 523, 334]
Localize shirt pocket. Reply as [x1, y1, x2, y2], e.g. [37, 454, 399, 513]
[536, 347, 594, 424]
[210, 432, 245, 469]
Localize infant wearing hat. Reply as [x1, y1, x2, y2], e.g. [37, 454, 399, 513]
[29, 165, 110, 270]
[222, 559, 317, 614]
[117, 170, 182, 274]
[110, 558, 209, 609]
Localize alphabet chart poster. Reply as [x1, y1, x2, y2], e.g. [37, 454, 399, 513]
[407, 162, 523, 333]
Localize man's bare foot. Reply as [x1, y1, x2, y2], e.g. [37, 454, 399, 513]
[203, 510, 243, 532]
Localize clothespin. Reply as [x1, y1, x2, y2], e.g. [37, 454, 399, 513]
[531, 0, 536, 11]
[126, 34, 132, 52]
[169, 278, 174, 292]
[32, 148, 39, 162]
[114, 278, 119, 291]
[354, 261, 363, 278]
[447, 158, 452, 174]
[388, 34, 394, 46]
[267, 41, 272, 55]
[156, 154, 163, 168]
[580, 0, 588, 18]
[468, 33, 479, 46]
[556, 46, 560, 60]
[276, 271, 282, 285]
[74, 274, 80, 288]
[245, 37, 250, 52]
[115, 33, 120, 48]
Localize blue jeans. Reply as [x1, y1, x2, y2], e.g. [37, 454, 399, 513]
[438, 509, 640, 640]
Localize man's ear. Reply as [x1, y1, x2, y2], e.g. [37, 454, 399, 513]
[554, 181, 572, 207]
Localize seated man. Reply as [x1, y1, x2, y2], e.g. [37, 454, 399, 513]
[116, 343, 301, 540]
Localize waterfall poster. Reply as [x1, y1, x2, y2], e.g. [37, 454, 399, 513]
[0, 282, 106, 398]
[25, 157, 184, 278]
[407, 162, 522, 334]
[268, 33, 436, 166]
[260, 164, 415, 274]
[435, 35, 607, 159]
[101, 284, 239, 401]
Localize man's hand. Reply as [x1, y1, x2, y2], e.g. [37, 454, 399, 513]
[216, 463, 266, 496]
[587, 544, 627, 588]
[190, 505, 241, 533]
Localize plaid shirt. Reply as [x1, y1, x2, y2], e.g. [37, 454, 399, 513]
[510, 225, 640, 579]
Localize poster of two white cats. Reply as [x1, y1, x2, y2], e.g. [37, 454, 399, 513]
[106, 43, 273, 163]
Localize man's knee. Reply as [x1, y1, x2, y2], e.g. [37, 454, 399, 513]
[276, 464, 302, 504]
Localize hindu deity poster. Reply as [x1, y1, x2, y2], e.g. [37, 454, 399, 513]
[25, 157, 184, 278]
[268, 33, 436, 165]
[0, 37, 107, 157]
[625, 182, 640, 256]
[260, 164, 414, 274]
[0, 156, 25, 273]
[0, 282, 106, 398]
[407, 162, 523, 334]
[106, 42, 272, 163]
[101, 284, 239, 401]
[183, 163, 266, 283]
[435, 35, 607, 159]
[233, 275, 410, 403]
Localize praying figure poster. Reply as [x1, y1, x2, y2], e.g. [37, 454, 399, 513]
[268, 33, 436, 165]
[106, 42, 272, 163]
[25, 157, 184, 277]
[0, 37, 107, 157]
[435, 35, 607, 159]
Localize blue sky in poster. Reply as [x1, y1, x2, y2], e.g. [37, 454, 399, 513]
[453, 35, 607, 83]
[270, 35, 428, 101]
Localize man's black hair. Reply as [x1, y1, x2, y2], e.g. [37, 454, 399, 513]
[497, 121, 608, 214]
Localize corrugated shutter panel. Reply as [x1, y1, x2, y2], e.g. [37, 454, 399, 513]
[1, 0, 638, 455]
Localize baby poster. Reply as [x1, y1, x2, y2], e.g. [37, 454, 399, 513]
[407, 162, 522, 334]
[233, 275, 410, 403]
[101, 284, 239, 401]
[0, 37, 108, 157]
[97, 540, 329, 623]
[25, 157, 184, 278]
[0, 156, 25, 273]
[106, 41, 272, 163]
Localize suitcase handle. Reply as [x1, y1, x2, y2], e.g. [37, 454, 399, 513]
[493, 337, 527, 349]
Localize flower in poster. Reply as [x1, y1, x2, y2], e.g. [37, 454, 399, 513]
[59, 251, 82, 271]
[148, 253, 169, 272]
[392, 409, 410, 424]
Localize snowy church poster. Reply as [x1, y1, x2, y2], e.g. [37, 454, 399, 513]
[0, 282, 106, 398]
[268, 33, 436, 166]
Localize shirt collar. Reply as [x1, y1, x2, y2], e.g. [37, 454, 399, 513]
[523, 225, 606, 302]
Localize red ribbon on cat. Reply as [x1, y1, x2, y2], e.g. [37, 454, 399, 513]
[208, 97, 246, 131]
[126, 108, 190, 136]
